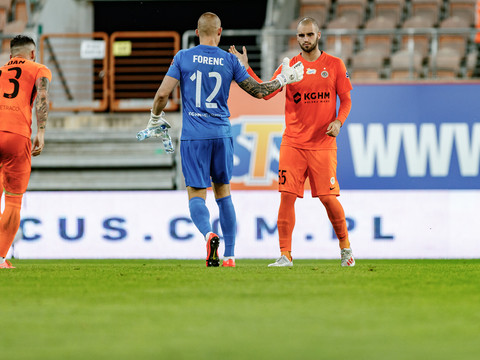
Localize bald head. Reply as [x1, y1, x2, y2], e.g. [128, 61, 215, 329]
[297, 17, 320, 33]
[197, 12, 221, 37]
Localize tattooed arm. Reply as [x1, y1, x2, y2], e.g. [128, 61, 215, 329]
[231, 46, 304, 99]
[32, 76, 50, 156]
[237, 76, 283, 99]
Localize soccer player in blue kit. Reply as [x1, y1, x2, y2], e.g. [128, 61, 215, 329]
[146, 12, 303, 267]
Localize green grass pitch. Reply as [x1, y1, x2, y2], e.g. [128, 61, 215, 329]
[1, 259, 480, 360]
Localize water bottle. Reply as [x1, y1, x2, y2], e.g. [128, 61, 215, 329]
[159, 125, 174, 153]
[136, 125, 174, 153]
[136, 128, 155, 141]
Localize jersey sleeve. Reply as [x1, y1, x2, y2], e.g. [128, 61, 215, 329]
[37, 65, 52, 82]
[231, 55, 250, 83]
[165, 51, 182, 80]
[246, 66, 283, 100]
[335, 58, 353, 95]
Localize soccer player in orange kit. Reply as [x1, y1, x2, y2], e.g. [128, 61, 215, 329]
[230, 17, 355, 267]
[0, 35, 51, 269]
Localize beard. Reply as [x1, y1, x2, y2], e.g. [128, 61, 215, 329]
[299, 39, 319, 53]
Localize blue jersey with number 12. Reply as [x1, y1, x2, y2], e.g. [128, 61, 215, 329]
[166, 44, 249, 140]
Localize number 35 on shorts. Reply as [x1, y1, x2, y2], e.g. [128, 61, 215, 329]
[278, 169, 287, 185]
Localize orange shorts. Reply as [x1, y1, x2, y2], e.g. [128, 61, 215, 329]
[278, 145, 339, 198]
[0, 131, 32, 194]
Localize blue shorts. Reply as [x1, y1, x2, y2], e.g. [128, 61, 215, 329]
[180, 138, 233, 188]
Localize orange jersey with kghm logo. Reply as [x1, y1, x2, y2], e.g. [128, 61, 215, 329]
[0, 57, 52, 139]
[252, 51, 352, 150]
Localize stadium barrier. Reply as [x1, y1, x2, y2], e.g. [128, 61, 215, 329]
[40, 33, 109, 112]
[7, 82, 480, 259]
[39, 31, 180, 112]
[8, 189, 480, 259]
[109, 31, 180, 112]
[183, 27, 479, 80]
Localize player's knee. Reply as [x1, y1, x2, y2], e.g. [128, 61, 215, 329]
[319, 194, 336, 206]
[213, 182, 231, 199]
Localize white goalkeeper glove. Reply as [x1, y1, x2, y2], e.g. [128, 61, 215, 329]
[147, 110, 171, 136]
[275, 57, 304, 87]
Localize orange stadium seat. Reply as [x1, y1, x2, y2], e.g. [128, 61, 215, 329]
[362, 16, 396, 59]
[0, 0, 11, 31]
[438, 16, 470, 55]
[373, 0, 406, 26]
[410, 0, 442, 25]
[299, 0, 331, 28]
[1, 20, 27, 51]
[325, 16, 357, 63]
[390, 49, 424, 79]
[350, 48, 384, 80]
[401, 15, 435, 59]
[430, 47, 463, 78]
[13, 0, 27, 22]
[448, 0, 477, 26]
[334, 0, 368, 28]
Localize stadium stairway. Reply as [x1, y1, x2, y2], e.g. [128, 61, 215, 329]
[29, 113, 182, 191]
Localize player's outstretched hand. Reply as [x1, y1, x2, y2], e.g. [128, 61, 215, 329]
[229, 45, 249, 69]
[147, 110, 171, 136]
[276, 57, 304, 87]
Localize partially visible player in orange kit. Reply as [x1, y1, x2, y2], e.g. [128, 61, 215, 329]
[230, 17, 355, 267]
[0, 35, 51, 269]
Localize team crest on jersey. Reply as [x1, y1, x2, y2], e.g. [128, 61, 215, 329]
[306, 68, 316, 75]
[330, 177, 336, 185]
[321, 70, 329, 78]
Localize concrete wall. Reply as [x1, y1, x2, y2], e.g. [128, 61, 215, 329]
[35, 0, 93, 34]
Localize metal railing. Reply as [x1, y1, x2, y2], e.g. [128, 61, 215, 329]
[109, 31, 180, 112]
[39, 31, 181, 112]
[183, 27, 480, 80]
[40, 33, 109, 112]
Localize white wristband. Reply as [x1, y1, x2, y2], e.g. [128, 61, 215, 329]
[150, 110, 161, 121]
[275, 74, 287, 87]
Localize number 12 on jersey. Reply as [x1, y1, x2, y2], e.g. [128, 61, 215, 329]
[190, 70, 221, 109]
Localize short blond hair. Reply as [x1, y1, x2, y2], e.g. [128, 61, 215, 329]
[197, 12, 221, 37]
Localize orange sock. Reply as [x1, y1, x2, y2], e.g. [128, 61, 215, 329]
[0, 194, 22, 258]
[277, 192, 297, 260]
[319, 195, 350, 249]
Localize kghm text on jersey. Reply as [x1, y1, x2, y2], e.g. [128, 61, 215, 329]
[304, 91, 330, 100]
[192, 55, 224, 66]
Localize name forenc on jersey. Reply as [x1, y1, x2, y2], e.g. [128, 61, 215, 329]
[192, 55, 225, 66]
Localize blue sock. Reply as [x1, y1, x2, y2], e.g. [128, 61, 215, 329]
[216, 195, 236, 257]
[189, 197, 211, 237]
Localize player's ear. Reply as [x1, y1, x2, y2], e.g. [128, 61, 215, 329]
[318, 31, 321, 40]
[31, 49, 36, 61]
[218, 27, 222, 36]
[195, 29, 199, 37]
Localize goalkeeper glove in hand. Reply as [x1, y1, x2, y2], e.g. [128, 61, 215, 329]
[147, 111, 171, 136]
[276, 57, 304, 87]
